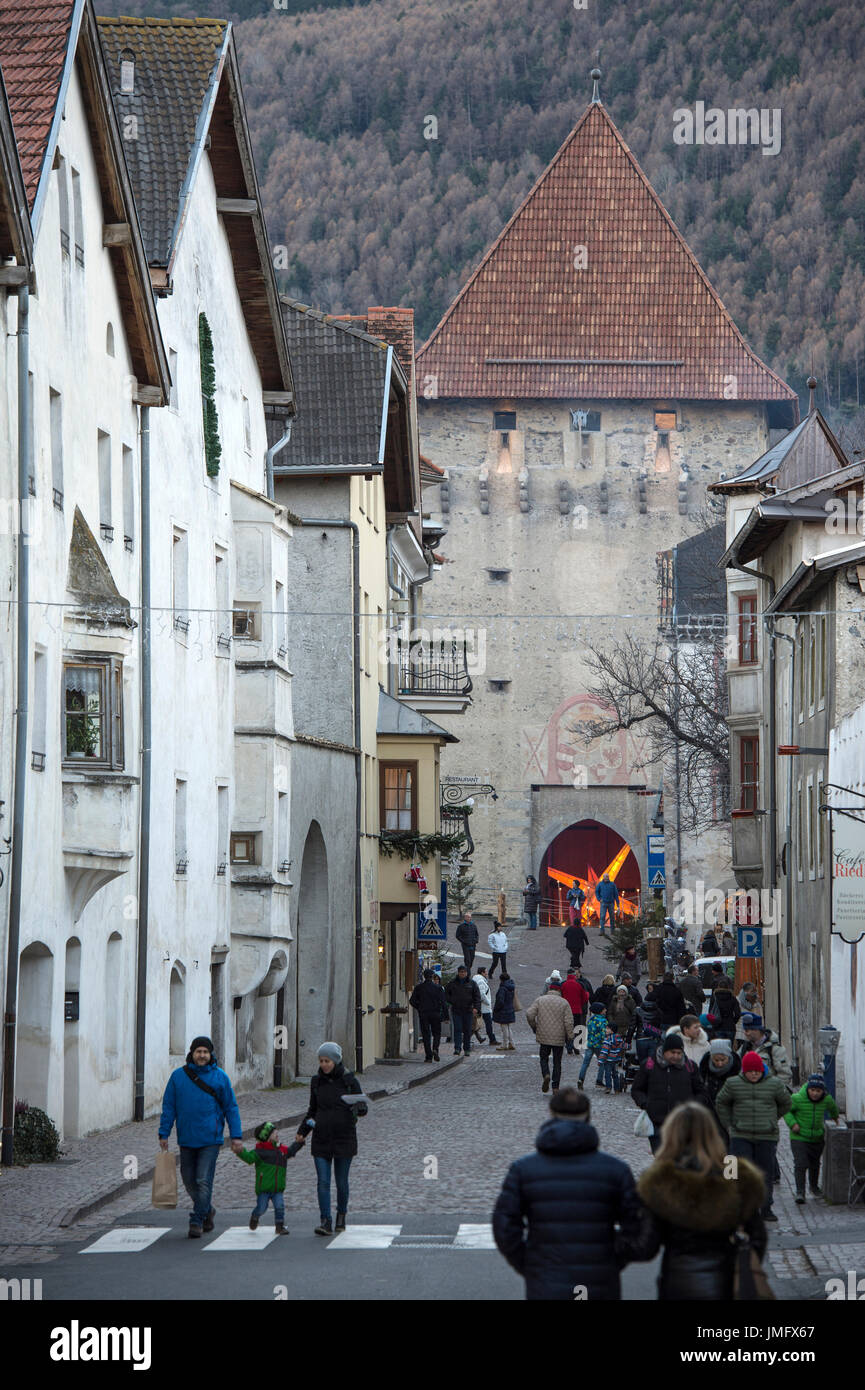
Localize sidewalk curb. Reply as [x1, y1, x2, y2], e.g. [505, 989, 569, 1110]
[56, 1056, 463, 1230]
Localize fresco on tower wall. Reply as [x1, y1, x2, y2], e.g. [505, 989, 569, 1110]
[522, 693, 650, 787]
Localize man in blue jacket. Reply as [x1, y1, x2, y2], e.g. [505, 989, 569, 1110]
[595, 874, 620, 936]
[159, 1035, 244, 1237]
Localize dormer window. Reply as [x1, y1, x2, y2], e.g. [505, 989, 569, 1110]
[119, 52, 135, 95]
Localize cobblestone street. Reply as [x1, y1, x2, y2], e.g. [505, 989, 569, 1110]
[3, 922, 864, 1300]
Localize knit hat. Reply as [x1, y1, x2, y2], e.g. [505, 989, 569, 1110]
[549, 970, 562, 980]
[709, 1038, 733, 1056]
[741, 1012, 764, 1029]
[807, 1073, 827, 1090]
[616, 985, 628, 994]
[189, 1036, 213, 1055]
[663, 1033, 685, 1053]
[741, 1051, 765, 1074]
[589, 1001, 606, 1015]
[317, 1041, 343, 1064]
[548, 980, 562, 991]
[255, 1121, 276, 1142]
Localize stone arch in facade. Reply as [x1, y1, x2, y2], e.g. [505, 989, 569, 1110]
[295, 820, 330, 1076]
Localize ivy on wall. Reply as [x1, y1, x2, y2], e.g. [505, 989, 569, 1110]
[198, 312, 222, 477]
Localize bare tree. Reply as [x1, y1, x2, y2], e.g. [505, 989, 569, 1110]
[577, 631, 730, 833]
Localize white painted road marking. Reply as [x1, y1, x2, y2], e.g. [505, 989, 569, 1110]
[204, 1226, 278, 1251]
[454, 1224, 497, 1249]
[326, 1224, 402, 1249]
[81, 1227, 170, 1254]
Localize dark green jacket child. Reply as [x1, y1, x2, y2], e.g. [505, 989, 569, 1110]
[237, 1133, 304, 1193]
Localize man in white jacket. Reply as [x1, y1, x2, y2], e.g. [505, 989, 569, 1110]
[488, 921, 508, 980]
[667, 1018, 710, 1067]
[472, 966, 499, 1046]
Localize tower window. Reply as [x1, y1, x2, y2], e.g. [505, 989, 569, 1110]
[493, 411, 517, 432]
[655, 411, 677, 430]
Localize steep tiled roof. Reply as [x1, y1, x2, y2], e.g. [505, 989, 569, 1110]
[417, 101, 796, 406]
[97, 17, 226, 267]
[0, 0, 76, 210]
[277, 299, 391, 471]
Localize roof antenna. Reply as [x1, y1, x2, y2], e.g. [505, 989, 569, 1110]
[590, 66, 602, 104]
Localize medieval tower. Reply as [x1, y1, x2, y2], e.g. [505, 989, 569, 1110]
[415, 77, 798, 920]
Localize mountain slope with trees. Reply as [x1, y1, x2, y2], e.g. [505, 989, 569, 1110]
[98, 0, 865, 432]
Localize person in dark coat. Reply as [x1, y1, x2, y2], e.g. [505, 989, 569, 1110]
[454, 911, 479, 970]
[700, 930, 720, 955]
[619, 974, 642, 1006]
[563, 921, 589, 968]
[619, 1101, 767, 1301]
[492, 1087, 643, 1300]
[445, 966, 481, 1055]
[634, 1000, 663, 1063]
[699, 1038, 741, 1143]
[523, 875, 542, 930]
[493, 972, 517, 1050]
[617, 947, 641, 983]
[296, 1042, 367, 1236]
[409, 969, 446, 1062]
[593, 974, 617, 1009]
[709, 982, 740, 1040]
[653, 973, 687, 1029]
[631, 1034, 708, 1153]
[679, 965, 705, 1014]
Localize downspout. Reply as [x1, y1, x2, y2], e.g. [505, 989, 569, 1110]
[1, 284, 30, 1168]
[265, 420, 292, 502]
[728, 561, 780, 1026]
[296, 519, 363, 1073]
[672, 547, 683, 893]
[133, 405, 151, 1122]
[775, 618, 800, 1084]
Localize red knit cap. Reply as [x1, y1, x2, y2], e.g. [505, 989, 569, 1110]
[741, 1051, 765, 1074]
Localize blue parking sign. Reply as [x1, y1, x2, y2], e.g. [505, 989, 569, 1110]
[737, 926, 763, 958]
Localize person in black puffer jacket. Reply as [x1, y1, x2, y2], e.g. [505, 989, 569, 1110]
[493, 1087, 643, 1300]
[709, 982, 740, 1040]
[631, 1034, 708, 1152]
[653, 973, 687, 1028]
[296, 1041, 367, 1237]
[618, 1101, 767, 1301]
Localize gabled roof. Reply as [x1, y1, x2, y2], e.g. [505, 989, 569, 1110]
[417, 100, 797, 412]
[377, 688, 458, 743]
[722, 459, 864, 568]
[710, 409, 849, 496]
[0, 0, 168, 399]
[0, 62, 32, 266]
[275, 298, 416, 514]
[98, 16, 293, 401]
[0, 0, 76, 217]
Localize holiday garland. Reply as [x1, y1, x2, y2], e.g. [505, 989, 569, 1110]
[378, 829, 466, 861]
[198, 312, 222, 477]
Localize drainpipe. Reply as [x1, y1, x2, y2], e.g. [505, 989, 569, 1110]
[1, 284, 30, 1168]
[133, 406, 152, 1122]
[775, 618, 800, 1084]
[265, 421, 292, 502]
[295, 519, 363, 1073]
[728, 561, 780, 1026]
[672, 546, 683, 893]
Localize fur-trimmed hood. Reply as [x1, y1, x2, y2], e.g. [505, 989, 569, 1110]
[636, 1157, 764, 1232]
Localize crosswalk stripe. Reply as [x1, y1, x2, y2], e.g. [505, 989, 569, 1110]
[80, 1227, 170, 1254]
[326, 1224, 401, 1249]
[454, 1224, 496, 1249]
[204, 1227, 278, 1251]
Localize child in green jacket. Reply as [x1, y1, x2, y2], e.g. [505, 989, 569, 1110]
[237, 1122, 306, 1233]
[784, 1074, 839, 1203]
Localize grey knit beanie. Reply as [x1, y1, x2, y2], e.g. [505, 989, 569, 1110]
[317, 1041, 343, 1064]
[709, 1038, 733, 1055]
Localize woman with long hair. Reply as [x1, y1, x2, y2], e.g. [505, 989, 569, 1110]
[620, 1101, 767, 1300]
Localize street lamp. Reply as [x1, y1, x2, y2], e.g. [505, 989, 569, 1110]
[817, 1023, 841, 1098]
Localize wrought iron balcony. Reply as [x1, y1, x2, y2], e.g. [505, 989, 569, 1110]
[397, 634, 473, 697]
[440, 805, 474, 858]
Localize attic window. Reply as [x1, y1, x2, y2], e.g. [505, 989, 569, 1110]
[570, 409, 601, 432]
[119, 53, 135, 95]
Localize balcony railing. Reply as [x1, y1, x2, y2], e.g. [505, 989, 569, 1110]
[397, 635, 473, 697]
[440, 805, 474, 858]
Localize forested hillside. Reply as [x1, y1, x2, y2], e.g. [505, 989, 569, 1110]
[98, 0, 865, 433]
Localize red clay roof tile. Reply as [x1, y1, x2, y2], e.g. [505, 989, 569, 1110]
[417, 102, 795, 405]
[0, 0, 76, 210]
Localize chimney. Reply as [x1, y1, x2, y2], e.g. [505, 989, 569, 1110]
[366, 307, 415, 393]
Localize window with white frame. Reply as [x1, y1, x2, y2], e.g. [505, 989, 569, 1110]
[818, 613, 827, 709]
[71, 167, 83, 266]
[797, 625, 806, 723]
[175, 779, 188, 874]
[98, 430, 112, 538]
[122, 445, 134, 550]
[215, 546, 230, 651]
[807, 776, 816, 879]
[50, 388, 63, 505]
[817, 778, 826, 877]
[63, 657, 124, 768]
[57, 152, 70, 256]
[808, 618, 817, 715]
[796, 779, 803, 881]
[216, 784, 229, 876]
[172, 527, 189, 634]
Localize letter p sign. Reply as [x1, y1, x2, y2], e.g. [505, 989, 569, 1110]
[737, 926, 763, 958]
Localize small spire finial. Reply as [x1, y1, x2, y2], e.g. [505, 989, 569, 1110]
[590, 67, 602, 104]
[807, 375, 817, 414]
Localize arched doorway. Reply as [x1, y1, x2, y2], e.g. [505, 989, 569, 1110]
[18, 942, 54, 1113]
[539, 819, 641, 926]
[296, 821, 330, 1076]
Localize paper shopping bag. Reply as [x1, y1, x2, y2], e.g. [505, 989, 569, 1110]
[152, 1150, 178, 1209]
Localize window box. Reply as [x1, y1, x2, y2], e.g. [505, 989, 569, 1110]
[63, 657, 124, 769]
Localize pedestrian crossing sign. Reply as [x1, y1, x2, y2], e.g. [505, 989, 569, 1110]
[650, 870, 666, 888]
[417, 919, 446, 941]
